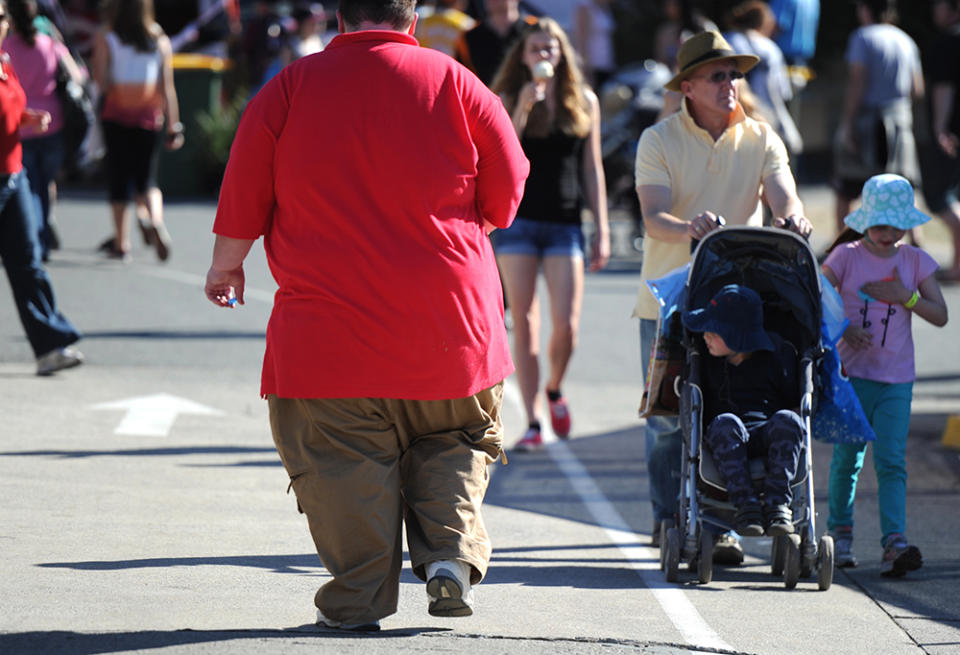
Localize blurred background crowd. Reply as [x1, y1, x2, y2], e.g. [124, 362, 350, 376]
[19, 0, 960, 273]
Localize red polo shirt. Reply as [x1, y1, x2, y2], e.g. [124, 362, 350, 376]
[214, 30, 528, 400]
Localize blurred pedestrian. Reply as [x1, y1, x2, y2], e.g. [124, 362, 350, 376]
[0, 0, 83, 375]
[91, 0, 182, 262]
[833, 0, 923, 235]
[723, 0, 802, 158]
[572, 0, 615, 89]
[290, 2, 325, 58]
[415, 0, 475, 57]
[455, 0, 532, 86]
[491, 17, 610, 451]
[769, 0, 819, 67]
[921, 0, 960, 281]
[204, 0, 528, 629]
[5, 0, 84, 260]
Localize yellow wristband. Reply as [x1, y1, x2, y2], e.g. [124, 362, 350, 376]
[903, 290, 920, 309]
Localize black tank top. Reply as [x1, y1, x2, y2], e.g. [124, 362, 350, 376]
[516, 129, 585, 226]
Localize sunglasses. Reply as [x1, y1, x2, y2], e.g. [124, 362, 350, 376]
[695, 69, 745, 84]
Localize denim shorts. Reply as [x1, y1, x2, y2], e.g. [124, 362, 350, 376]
[491, 217, 584, 257]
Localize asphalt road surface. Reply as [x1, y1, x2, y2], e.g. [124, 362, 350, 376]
[1, 193, 959, 654]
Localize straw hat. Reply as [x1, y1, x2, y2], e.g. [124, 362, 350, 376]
[664, 31, 760, 92]
[843, 174, 932, 232]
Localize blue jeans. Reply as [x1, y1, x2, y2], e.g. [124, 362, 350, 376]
[827, 378, 913, 546]
[0, 170, 80, 357]
[640, 318, 682, 521]
[21, 132, 64, 259]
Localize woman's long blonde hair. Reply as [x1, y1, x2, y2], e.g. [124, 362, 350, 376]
[491, 17, 592, 139]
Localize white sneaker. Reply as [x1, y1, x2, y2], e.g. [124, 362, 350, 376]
[36, 347, 85, 376]
[315, 609, 380, 632]
[426, 559, 474, 617]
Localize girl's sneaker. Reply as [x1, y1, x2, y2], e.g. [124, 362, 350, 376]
[547, 392, 571, 438]
[514, 426, 543, 452]
[831, 526, 858, 568]
[880, 534, 922, 578]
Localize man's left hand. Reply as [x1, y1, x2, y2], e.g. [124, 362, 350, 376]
[774, 214, 812, 239]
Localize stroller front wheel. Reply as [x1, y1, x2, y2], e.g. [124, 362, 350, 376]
[783, 533, 802, 589]
[664, 527, 681, 582]
[697, 528, 714, 584]
[817, 535, 835, 591]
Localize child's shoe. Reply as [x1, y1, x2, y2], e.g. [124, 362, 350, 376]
[734, 500, 764, 536]
[831, 526, 859, 568]
[880, 534, 922, 578]
[514, 425, 543, 452]
[763, 503, 794, 536]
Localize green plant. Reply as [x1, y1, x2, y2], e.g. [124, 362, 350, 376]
[195, 89, 248, 191]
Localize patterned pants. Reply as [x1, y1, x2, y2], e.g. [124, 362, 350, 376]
[704, 410, 804, 507]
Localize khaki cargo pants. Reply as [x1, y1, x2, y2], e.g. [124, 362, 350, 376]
[267, 382, 504, 625]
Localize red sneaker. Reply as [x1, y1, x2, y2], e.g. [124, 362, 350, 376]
[514, 427, 543, 452]
[548, 394, 571, 438]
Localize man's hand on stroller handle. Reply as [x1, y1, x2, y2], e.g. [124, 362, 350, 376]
[773, 214, 813, 239]
[688, 212, 725, 240]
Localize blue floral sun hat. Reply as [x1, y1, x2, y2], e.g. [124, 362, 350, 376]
[843, 174, 932, 233]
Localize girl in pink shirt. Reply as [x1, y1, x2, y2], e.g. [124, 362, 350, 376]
[822, 174, 948, 577]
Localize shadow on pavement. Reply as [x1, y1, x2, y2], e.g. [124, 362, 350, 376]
[80, 330, 266, 340]
[36, 553, 325, 575]
[0, 446, 276, 459]
[0, 626, 449, 655]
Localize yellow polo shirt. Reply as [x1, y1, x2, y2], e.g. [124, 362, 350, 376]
[632, 99, 791, 319]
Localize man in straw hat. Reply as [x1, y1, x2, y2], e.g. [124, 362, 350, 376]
[633, 30, 812, 563]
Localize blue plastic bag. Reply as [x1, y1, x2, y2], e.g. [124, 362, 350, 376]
[645, 263, 689, 329]
[812, 345, 877, 444]
[820, 272, 849, 347]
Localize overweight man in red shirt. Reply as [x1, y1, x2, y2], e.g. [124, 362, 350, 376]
[204, 0, 528, 631]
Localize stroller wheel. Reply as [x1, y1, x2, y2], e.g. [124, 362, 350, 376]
[658, 518, 675, 571]
[817, 535, 835, 591]
[771, 535, 787, 576]
[783, 534, 802, 589]
[664, 527, 681, 582]
[697, 529, 714, 584]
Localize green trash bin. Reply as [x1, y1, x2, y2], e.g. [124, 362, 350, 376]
[158, 54, 229, 197]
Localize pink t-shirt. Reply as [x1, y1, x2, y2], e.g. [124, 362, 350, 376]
[4, 33, 69, 138]
[214, 30, 529, 400]
[823, 241, 938, 383]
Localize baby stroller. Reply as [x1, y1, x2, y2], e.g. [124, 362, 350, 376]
[658, 227, 834, 590]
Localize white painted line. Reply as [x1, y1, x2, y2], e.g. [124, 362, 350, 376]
[501, 379, 732, 652]
[92, 393, 225, 437]
[136, 267, 276, 304]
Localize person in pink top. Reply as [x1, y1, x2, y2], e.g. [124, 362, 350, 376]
[204, 0, 528, 631]
[5, 0, 83, 260]
[822, 173, 948, 576]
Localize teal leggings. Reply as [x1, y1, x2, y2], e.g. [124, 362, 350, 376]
[827, 378, 913, 547]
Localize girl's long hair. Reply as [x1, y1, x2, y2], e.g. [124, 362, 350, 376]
[103, 0, 160, 51]
[825, 227, 864, 255]
[490, 17, 592, 139]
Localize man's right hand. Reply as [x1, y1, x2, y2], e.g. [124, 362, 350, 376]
[205, 265, 245, 308]
[687, 211, 724, 240]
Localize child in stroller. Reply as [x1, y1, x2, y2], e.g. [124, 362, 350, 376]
[682, 284, 804, 537]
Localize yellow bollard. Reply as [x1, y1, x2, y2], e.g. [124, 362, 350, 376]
[942, 416, 960, 450]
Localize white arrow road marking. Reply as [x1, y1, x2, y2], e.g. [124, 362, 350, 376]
[92, 393, 225, 437]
